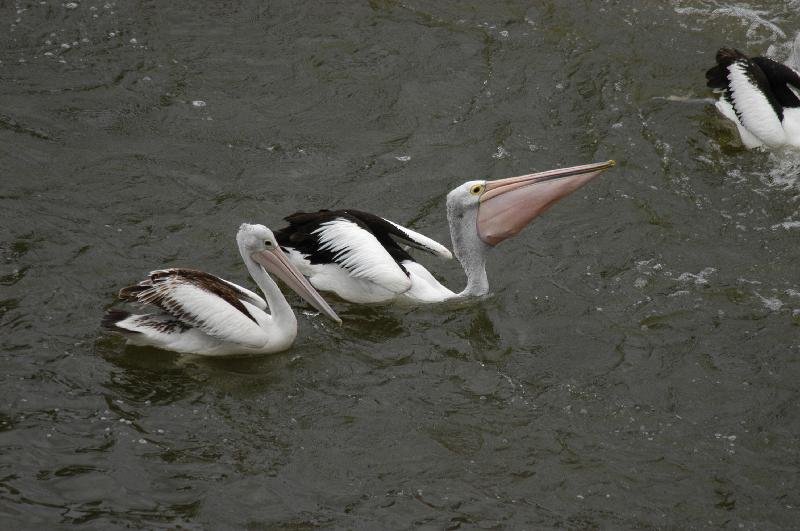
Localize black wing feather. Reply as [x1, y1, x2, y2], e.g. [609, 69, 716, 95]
[751, 56, 800, 108]
[706, 47, 798, 122]
[275, 210, 414, 272]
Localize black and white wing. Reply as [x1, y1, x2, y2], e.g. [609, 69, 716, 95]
[341, 209, 453, 260]
[275, 210, 451, 297]
[752, 56, 800, 108]
[706, 48, 799, 146]
[116, 268, 269, 348]
[275, 212, 411, 294]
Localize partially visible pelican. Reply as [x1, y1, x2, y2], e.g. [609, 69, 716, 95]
[706, 47, 800, 149]
[274, 160, 615, 304]
[102, 223, 340, 356]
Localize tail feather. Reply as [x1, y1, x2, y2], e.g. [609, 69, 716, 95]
[118, 270, 174, 301]
[102, 309, 141, 334]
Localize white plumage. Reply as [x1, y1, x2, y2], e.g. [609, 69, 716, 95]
[727, 62, 787, 147]
[313, 218, 412, 294]
[399, 260, 456, 303]
[133, 274, 271, 349]
[219, 277, 267, 310]
[715, 99, 765, 149]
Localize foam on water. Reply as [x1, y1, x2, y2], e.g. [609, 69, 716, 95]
[755, 291, 784, 311]
[764, 151, 800, 189]
[771, 220, 800, 229]
[674, 1, 787, 43]
[787, 32, 800, 69]
[677, 267, 717, 286]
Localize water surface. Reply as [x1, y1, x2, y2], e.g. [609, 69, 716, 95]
[1, 0, 799, 528]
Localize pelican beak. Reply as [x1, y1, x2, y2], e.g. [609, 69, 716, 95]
[251, 247, 342, 324]
[477, 160, 615, 246]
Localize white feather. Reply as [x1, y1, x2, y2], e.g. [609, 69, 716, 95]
[139, 278, 270, 349]
[384, 219, 453, 259]
[398, 261, 455, 303]
[115, 314, 233, 354]
[727, 62, 786, 146]
[310, 264, 401, 303]
[313, 218, 411, 294]
[783, 107, 800, 147]
[220, 278, 267, 310]
[716, 99, 765, 148]
[280, 247, 396, 303]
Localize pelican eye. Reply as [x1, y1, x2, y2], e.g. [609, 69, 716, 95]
[264, 240, 273, 247]
[469, 184, 484, 195]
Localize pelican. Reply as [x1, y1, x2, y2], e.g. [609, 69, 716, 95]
[102, 223, 341, 356]
[705, 47, 800, 149]
[274, 160, 615, 304]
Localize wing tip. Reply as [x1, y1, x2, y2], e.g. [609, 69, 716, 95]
[433, 244, 454, 260]
[118, 269, 181, 301]
[118, 284, 147, 302]
[382, 218, 453, 259]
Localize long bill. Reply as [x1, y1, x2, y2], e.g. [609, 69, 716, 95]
[251, 247, 342, 324]
[477, 160, 615, 246]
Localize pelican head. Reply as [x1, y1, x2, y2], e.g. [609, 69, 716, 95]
[237, 223, 341, 323]
[448, 160, 616, 247]
[445, 160, 615, 297]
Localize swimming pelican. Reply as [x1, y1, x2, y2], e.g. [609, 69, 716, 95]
[706, 47, 800, 149]
[274, 160, 615, 304]
[102, 223, 341, 355]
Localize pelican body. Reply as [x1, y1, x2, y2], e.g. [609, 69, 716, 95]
[103, 224, 340, 356]
[706, 47, 800, 149]
[275, 161, 615, 304]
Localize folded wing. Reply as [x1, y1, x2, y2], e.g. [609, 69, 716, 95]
[118, 268, 268, 348]
[276, 209, 452, 295]
[342, 209, 452, 259]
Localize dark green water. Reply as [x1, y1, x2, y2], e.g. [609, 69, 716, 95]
[2, 0, 799, 528]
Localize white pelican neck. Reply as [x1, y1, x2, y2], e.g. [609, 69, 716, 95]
[447, 201, 490, 298]
[239, 244, 297, 332]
